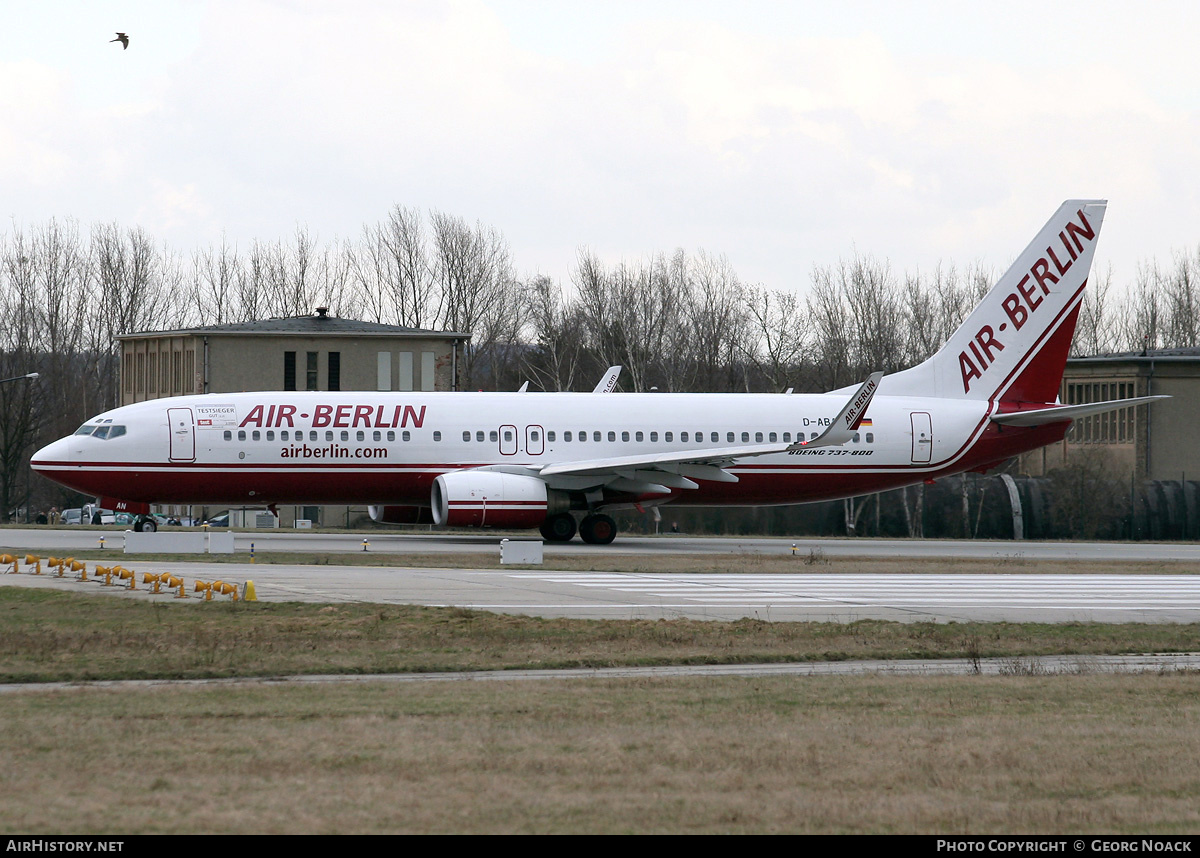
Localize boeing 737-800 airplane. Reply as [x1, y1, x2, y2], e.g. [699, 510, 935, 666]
[31, 200, 1163, 543]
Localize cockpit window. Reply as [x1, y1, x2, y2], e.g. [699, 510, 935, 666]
[72, 423, 126, 439]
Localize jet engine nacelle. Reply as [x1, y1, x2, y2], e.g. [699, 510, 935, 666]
[367, 505, 435, 525]
[431, 471, 565, 528]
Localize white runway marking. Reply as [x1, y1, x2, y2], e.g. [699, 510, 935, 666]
[501, 572, 1200, 620]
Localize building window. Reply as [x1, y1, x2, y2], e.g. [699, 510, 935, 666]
[328, 352, 340, 391]
[306, 352, 319, 391]
[1066, 380, 1137, 444]
[284, 352, 296, 391]
[377, 352, 391, 391]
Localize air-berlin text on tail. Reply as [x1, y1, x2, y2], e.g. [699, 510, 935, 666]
[959, 207, 1096, 394]
[238, 403, 427, 429]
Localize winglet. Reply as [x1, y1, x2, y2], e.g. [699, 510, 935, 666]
[592, 366, 622, 393]
[790, 372, 883, 450]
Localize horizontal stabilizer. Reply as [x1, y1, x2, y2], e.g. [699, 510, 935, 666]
[990, 395, 1169, 427]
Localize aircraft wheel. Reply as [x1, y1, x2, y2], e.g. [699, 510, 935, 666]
[539, 513, 577, 542]
[579, 513, 617, 545]
[136, 517, 157, 533]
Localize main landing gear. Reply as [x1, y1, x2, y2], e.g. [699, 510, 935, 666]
[539, 513, 577, 542]
[579, 513, 617, 545]
[538, 512, 618, 545]
[134, 515, 157, 533]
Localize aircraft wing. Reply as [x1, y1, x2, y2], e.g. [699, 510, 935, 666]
[990, 395, 1169, 427]
[533, 373, 883, 494]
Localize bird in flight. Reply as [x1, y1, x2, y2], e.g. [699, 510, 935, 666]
[111, 32, 129, 50]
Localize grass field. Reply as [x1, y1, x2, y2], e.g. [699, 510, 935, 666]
[3, 549, 1200, 833]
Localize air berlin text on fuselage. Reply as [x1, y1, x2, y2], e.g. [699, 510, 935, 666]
[958, 207, 1096, 394]
[238, 404, 427, 429]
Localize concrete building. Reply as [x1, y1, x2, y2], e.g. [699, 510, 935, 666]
[1022, 348, 1200, 481]
[116, 309, 470, 526]
[118, 308, 469, 404]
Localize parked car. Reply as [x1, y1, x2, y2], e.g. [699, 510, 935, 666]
[206, 512, 230, 527]
[61, 508, 83, 525]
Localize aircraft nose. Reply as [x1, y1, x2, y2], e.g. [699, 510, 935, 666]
[30, 436, 72, 474]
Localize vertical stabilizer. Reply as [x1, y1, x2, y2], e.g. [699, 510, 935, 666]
[882, 200, 1106, 403]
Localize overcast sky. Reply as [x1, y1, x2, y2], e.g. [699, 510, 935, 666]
[4, 0, 1199, 294]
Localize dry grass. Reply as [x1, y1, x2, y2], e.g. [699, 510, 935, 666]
[4, 544, 1200, 833]
[3, 588, 1200, 683]
[3, 674, 1200, 834]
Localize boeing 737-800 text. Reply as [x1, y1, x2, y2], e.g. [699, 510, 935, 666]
[31, 200, 1162, 543]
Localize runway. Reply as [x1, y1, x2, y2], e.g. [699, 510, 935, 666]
[9, 527, 1200, 562]
[4, 559, 1200, 622]
[4, 528, 1200, 622]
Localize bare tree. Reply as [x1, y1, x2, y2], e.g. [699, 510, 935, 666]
[743, 286, 807, 391]
[430, 211, 522, 388]
[520, 274, 589, 391]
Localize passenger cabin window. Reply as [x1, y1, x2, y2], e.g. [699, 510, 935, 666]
[547, 431, 556, 442]
[433, 431, 442, 441]
[741, 432, 750, 442]
[665, 432, 673, 442]
[636, 431, 644, 442]
[727, 432, 735, 443]
[476, 431, 485, 442]
[866, 433, 874, 443]
[607, 431, 615, 442]
[490, 430, 498, 442]
[621, 431, 629, 442]
[253, 430, 261, 441]
[564, 431, 573, 441]
[463, 431, 471, 442]
[593, 431, 601, 442]
[238, 430, 247, 441]
[650, 432, 658, 442]
[223, 430, 232, 441]
[267, 430, 275, 441]
[755, 432, 763, 442]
